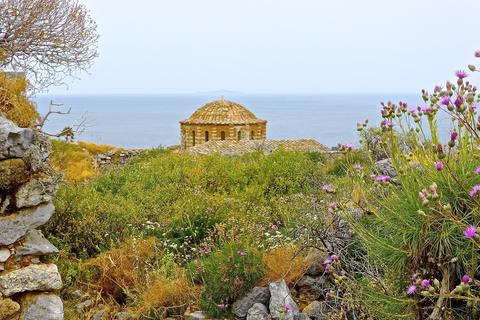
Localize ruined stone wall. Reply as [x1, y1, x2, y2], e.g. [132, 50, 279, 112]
[0, 117, 63, 320]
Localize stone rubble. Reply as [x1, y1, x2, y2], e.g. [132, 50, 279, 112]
[0, 116, 62, 319]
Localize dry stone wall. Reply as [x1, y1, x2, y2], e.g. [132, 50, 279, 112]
[0, 116, 63, 320]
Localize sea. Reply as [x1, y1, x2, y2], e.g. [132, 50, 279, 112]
[33, 93, 447, 150]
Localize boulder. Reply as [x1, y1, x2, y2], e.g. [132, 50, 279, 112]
[298, 275, 331, 297]
[0, 117, 36, 160]
[21, 134, 51, 172]
[114, 312, 133, 320]
[186, 311, 205, 320]
[0, 263, 62, 296]
[0, 201, 55, 246]
[0, 248, 10, 262]
[304, 249, 328, 276]
[92, 308, 107, 320]
[0, 158, 29, 188]
[19, 292, 63, 320]
[15, 175, 58, 208]
[0, 297, 20, 319]
[246, 303, 269, 320]
[15, 230, 59, 256]
[269, 280, 299, 320]
[302, 300, 323, 318]
[374, 158, 397, 178]
[233, 286, 271, 318]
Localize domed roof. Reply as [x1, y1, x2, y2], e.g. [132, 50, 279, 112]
[180, 97, 267, 125]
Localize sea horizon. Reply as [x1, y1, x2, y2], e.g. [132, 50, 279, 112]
[34, 92, 443, 150]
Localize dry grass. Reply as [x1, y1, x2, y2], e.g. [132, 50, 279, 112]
[76, 141, 124, 156]
[259, 245, 307, 287]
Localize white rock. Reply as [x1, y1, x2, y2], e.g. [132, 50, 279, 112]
[0, 202, 55, 246]
[0, 248, 10, 262]
[15, 230, 59, 256]
[0, 263, 62, 296]
[20, 292, 63, 320]
[0, 117, 36, 160]
[269, 280, 299, 320]
[15, 176, 58, 208]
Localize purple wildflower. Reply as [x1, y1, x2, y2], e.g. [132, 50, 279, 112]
[326, 292, 331, 298]
[370, 174, 376, 179]
[354, 165, 362, 170]
[411, 277, 417, 282]
[322, 184, 334, 191]
[325, 266, 331, 272]
[455, 70, 469, 79]
[421, 280, 430, 288]
[463, 275, 470, 283]
[331, 255, 338, 261]
[435, 162, 443, 170]
[376, 175, 391, 182]
[285, 304, 291, 311]
[323, 259, 332, 265]
[439, 95, 451, 105]
[475, 166, 480, 175]
[470, 185, 480, 197]
[476, 51, 480, 58]
[464, 225, 477, 238]
[451, 132, 458, 141]
[407, 285, 417, 294]
[345, 143, 354, 149]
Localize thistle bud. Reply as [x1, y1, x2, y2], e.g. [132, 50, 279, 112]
[448, 140, 455, 147]
[447, 104, 455, 111]
[437, 144, 443, 154]
[422, 291, 431, 297]
[458, 78, 464, 86]
[432, 145, 438, 153]
[456, 285, 464, 294]
[469, 65, 476, 72]
[417, 210, 426, 216]
[428, 286, 435, 294]
[434, 279, 440, 287]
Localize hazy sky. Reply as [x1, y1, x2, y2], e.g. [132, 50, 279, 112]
[48, 0, 480, 94]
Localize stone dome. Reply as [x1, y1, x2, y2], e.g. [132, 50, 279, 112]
[180, 97, 266, 125]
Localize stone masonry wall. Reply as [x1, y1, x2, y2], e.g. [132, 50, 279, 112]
[0, 116, 63, 320]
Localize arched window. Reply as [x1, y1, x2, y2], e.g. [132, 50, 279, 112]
[250, 130, 254, 140]
[192, 131, 195, 146]
[237, 130, 241, 141]
[221, 131, 225, 140]
[205, 131, 209, 142]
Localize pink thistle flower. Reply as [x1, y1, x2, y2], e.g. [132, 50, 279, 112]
[440, 95, 451, 105]
[455, 70, 468, 79]
[345, 143, 354, 149]
[476, 51, 480, 58]
[325, 266, 331, 272]
[421, 280, 429, 288]
[323, 259, 332, 265]
[470, 185, 480, 197]
[475, 166, 480, 175]
[407, 285, 417, 294]
[285, 304, 291, 311]
[326, 292, 331, 298]
[435, 162, 443, 171]
[370, 174, 376, 179]
[464, 225, 477, 238]
[354, 165, 362, 170]
[463, 275, 470, 283]
[322, 184, 333, 191]
[331, 255, 338, 261]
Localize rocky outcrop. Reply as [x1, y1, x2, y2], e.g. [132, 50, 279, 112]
[0, 116, 62, 319]
[233, 286, 271, 318]
[269, 280, 299, 320]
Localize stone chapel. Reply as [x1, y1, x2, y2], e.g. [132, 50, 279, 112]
[179, 96, 267, 149]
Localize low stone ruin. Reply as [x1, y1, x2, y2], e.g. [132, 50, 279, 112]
[94, 149, 143, 168]
[0, 116, 62, 319]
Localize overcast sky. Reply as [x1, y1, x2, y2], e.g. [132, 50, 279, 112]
[47, 0, 480, 94]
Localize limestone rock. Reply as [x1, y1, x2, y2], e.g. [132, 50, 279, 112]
[75, 299, 92, 313]
[0, 201, 55, 246]
[302, 300, 322, 318]
[114, 311, 133, 320]
[0, 117, 36, 160]
[0, 297, 20, 320]
[269, 280, 299, 320]
[91, 308, 107, 320]
[0, 248, 10, 262]
[0, 263, 62, 296]
[297, 275, 331, 296]
[186, 311, 205, 320]
[21, 134, 51, 172]
[304, 249, 328, 276]
[374, 158, 397, 178]
[233, 286, 271, 318]
[15, 175, 58, 208]
[246, 303, 269, 320]
[0, 158, 29, 188]
[19, 292, 63, 320]
[297, 313, 310, 320]
[15, 230, 59, 256]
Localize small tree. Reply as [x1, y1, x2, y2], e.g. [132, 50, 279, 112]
[0, 0, 99, 91]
